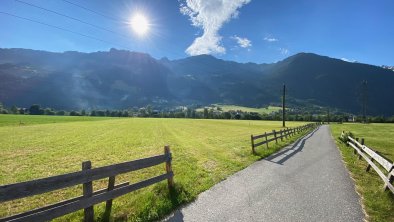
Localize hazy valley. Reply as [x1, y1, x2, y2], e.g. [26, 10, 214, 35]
[1, 48, 394, 116]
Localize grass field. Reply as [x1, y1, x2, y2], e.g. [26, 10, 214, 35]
[0, 114, 112, 127]
[198, 104, 283, 115]
[0, 115, 308, 221]
[330, 123, 394, 222]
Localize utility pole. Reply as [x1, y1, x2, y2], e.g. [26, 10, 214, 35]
[327, 108, 330, 124]
[282, 84, 286, 127]
[362, 80, 368, 123]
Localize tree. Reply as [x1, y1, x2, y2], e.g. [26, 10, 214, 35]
[44, 108, 55, 115]
[97, 110, 106, 116]
[11, 105, 18, 114]
[81, 110, 86, 116]
[56, 110, 66, 115]
[223, 112, 231, 119]
[29, 104, 43, 115]
[122, 111, 129, 117]
[208, 109, 214, 119]
[110, 111, 118, 117]
[70, 111, 80, 116]
[146, 105, 152, 117]
[203, 108, 208, 119]
[0, 102, 8, 114]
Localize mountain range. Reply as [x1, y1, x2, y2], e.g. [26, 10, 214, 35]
[0, 48, 393, 116]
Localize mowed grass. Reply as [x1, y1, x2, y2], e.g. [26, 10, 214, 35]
[0, 116, 308, 221]
[331, 123, 394, 222]
[0, 114, 112, 127]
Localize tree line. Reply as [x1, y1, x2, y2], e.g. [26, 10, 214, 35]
[1, 103, 394, 123]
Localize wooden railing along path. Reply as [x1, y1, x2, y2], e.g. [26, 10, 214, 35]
[251, 123, 321, 154]
[341, 132, 394, 194]
[0, 146, 174, 222]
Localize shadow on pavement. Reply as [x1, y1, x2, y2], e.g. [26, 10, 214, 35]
[165, 210, 184, 222]
[264, 126, 320, 165]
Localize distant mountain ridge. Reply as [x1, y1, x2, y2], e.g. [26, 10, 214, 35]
[1, 48, 393, 116]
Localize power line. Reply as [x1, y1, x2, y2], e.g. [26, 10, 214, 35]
[0, 11, 133, 50]
[61, 0, 124, 23]
[14, 0, 130, 39]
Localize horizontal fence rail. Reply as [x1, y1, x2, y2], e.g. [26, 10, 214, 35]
[0, 146, 174, 222]
[341, 132, 394, 194]
[251, 123, 321, 154]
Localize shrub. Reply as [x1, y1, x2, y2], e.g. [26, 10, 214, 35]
[339, 131, 354, 143]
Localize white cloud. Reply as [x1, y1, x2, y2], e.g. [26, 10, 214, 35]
[232, 35, 252, 48]
[264, 37, 278, 42]
[279, 48, 289, 55]
[180, 0, 251, 56]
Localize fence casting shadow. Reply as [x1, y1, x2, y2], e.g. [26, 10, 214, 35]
[264, 126, 320, 165]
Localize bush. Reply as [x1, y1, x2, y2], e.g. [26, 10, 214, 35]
[339, 131, 354, 143]
[56, 110, 66, 116]
[70, 111, 80, 116]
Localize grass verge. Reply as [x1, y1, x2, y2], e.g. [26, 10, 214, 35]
[330, 123, 394, 222]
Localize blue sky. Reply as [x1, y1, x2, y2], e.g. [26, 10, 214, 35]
[0, 0, 393, 65]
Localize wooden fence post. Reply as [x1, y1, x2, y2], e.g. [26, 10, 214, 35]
[164, 145, 174, 189]
[280, 130, 283, 142]
[366, 159, 374, 172]
[82, 161, 94, 222]
[105, 176, 115, 216]
[354, 138, 359, 154]
[265, 132, 269, 149]
[251, 135, 255, 154]
[359, 138, 365, 160]
[273, 130, 278, 144]
[384, 165, 394, 191]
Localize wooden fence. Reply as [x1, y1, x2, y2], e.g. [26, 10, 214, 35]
[341, 133, 394, 194]
[0, 146, 174, 222]
[251, 123, 320, 154]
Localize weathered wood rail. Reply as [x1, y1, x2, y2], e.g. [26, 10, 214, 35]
[251, 123, 321, 154]
[341, 132, 394, 194]
[0, 146, 174, 222]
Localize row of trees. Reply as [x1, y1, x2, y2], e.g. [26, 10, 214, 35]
[2, 103, 394, 123]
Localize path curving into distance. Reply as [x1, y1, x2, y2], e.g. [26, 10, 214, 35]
[163, 125, 364, 222]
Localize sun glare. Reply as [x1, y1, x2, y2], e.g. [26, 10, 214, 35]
[130, 13, 149, 36]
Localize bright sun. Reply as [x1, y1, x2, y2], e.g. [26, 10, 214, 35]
[130, 14, 149, 36]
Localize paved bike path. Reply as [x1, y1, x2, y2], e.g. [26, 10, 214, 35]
[164, 125, 364, 222]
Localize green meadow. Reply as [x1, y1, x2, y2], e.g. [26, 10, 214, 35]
[0, 114, 112, 127]
[0, 115, 308, 221]
[331, 123, 394, 222]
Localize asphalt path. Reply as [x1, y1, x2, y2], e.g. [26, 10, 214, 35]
[163, 125, 364, 222]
